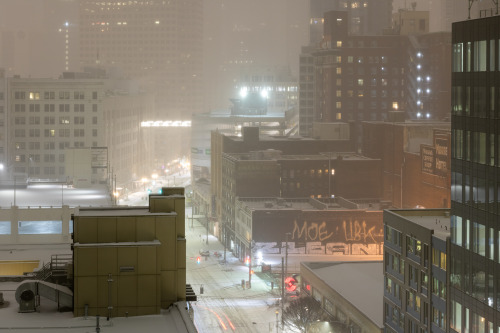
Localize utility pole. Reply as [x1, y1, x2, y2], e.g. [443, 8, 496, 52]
[281, 257, 284, 329]
[248, 243, 252, 289]
[205, 213, 209, 245]
[223, 226, 227, 262]
[284, 232, 291, 304]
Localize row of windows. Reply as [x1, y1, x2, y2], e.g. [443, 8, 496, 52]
[14, 91, 98, 100]
[13, 129, 98, 138]
[451, 216, 495, 259]
[14, 104, 98, 113]
[13, 116, 98, 125]
[453, 40, 500, 73]
[450, 300, 500, 332]
[451, 171, 500, 214]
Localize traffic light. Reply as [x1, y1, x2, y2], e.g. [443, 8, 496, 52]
[284, 275, 298, 292]
[158, 189, 162, 194]
[245, 256, 250, 266]
[196, 256, 201, 264]
[147, 188, 152, 194]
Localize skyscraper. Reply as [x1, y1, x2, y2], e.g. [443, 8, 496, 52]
[78, 0, 203, 120]
[450, 14, 500, 330]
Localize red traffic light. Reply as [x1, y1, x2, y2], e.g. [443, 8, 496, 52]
[196, 256, 201, 264]
[284, 276, 297, 292]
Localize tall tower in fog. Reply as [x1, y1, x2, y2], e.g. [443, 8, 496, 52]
[78, 0, 203, 119]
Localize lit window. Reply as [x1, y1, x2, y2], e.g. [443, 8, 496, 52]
[336, 113, 342, 120]
[29, 92, 40, 100]
[357, 79, 364, 86]
[392, 102, 399, 110]
[336, 67, 342, 74]
[336, 102, 341, 109]
[336, 41, 342, 47]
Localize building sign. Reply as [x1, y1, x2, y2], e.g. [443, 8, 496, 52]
[434, 132, 449, 176]
[91, 147, 108, 168]
[421, 145, 435, 174]
[421, 130, 450, 176]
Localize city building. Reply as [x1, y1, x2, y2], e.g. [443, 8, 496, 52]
[233, 65, 298, 111]
[3, 74, 106, 184]
[299, 9, 452, 146]
[78, 0, 203, 163]
[383, 209, 449, 332]
[78, 0, 203, 120]
[362, 121, 451, 209]
[102, 86, 155, 188]
[210, 126, 355, 225]
[72, 188, 188, 317]
[404, 31, 451, 121]
[300, 261, 384, 333]
[0, 70, 157, 189]
[309, 0, 392, 44]
[0, 69, 6, 170]
[234, 196, 384, 262]
[301, 10, 408, 142]
[190, 107, 296, 183]
[300, 0, 394, 138]
[221, 151, 382, 257]
[449, 14, 500, 331]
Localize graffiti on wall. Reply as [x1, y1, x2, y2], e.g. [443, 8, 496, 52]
[253, 212, 384, 255]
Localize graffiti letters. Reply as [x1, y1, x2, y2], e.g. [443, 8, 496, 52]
[289, 219, 383, 244]
[292, 221, 333, 242]
[343, 220, 379, 243]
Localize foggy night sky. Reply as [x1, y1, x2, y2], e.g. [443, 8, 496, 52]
[0, 0, 474, 109]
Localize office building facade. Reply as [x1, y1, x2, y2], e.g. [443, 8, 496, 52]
[78, 0, 203, 120]
[4, 76, 106, 183]
[450, 15, 500, 331]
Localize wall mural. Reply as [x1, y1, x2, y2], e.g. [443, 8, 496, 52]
[253, 211, 383, 255]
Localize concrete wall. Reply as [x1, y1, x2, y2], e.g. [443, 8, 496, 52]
[0, 206, 73, 244]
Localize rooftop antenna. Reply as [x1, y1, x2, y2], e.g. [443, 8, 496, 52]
[468, 0, 499, 18]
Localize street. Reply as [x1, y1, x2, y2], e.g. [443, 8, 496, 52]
[186, 208, 282, 333]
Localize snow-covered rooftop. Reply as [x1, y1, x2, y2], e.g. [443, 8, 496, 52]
[302, 261, 384, 329]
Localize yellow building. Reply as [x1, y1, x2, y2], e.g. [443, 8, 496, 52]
[72, 188, 186, 317]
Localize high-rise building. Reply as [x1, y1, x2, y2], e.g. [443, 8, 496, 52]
[309, 0, 392, 45]
[300, 11, 407, 141]
[300, 0, 393, 137]
[78, 0, 203, 120]
[299, 9, 451, 145]
[450, 14, 500, 330]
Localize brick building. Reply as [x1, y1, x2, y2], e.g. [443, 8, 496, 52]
[362, 121, 450, 209]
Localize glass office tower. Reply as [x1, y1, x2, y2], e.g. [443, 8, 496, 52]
[450, 15, 500, 331]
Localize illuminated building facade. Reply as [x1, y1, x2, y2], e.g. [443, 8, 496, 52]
[449, 15, 500, 331]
